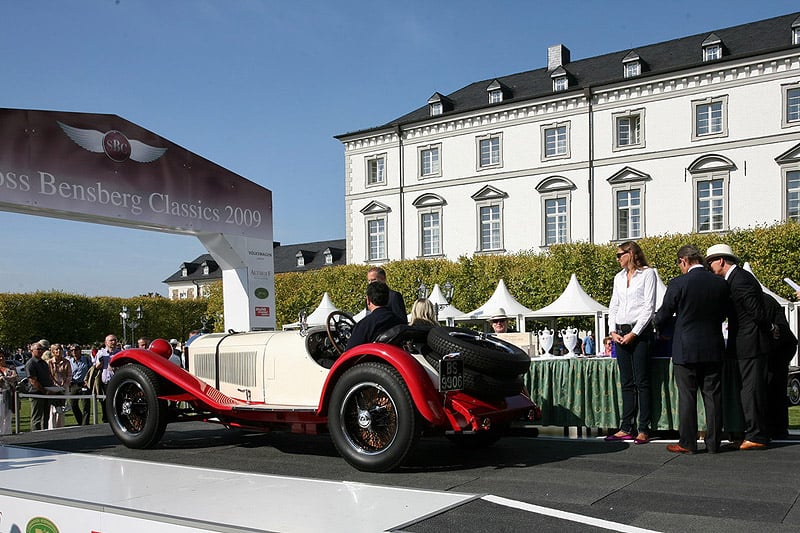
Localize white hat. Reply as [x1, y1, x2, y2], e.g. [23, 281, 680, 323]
[169, 338, 179, 346]
[489, 308, 508, 321]
[705, 244, 740, 263]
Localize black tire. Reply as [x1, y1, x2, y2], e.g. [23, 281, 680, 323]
[789, 377, 800, 406]
[424, 354, 524, 399]
[427, 327, 530, 378]
[106, 364, 168, 449]
[328, 362, 419, 472]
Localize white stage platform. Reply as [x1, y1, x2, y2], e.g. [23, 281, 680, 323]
[0, 445, 475, 532]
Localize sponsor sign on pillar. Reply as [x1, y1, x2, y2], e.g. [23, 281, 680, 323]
[247, 243, 275, 329]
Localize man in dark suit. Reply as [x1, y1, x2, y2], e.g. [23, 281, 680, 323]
[655, 245, 730, 454]
[346, 281, 406, 351]
[762, 292, 797, 439]
[367, 267, 407, 321]
[706, 244, 776, 450]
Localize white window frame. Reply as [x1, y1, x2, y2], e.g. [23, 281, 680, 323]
[623, 61, 641, 78]
[541, 122, 571, 161]
[365, 216, 387, 262]
[430, 102, 443, 116]
[692, 96, 728, 140]
[794, 27, 800, 45]
[553, 76, 568, 92]
[613, 109, 645, 151]
[692, 172, 729, 233]
[476, 133, 503, 170]
[613, 186, 644, 241]
[365, 154, 386, 187]
[418, 143, 442, 178]
[782, 83, 800, 128]
[784, 166, 800, 222]
[476, 202, 503, 252]
[703, 44, 722, 61]
[419, 209, 443, 257]
[295, 253, 305, 268]
[542, 195, 569, 246]
[324, 251, 333, 265]
[489, 89, 503, 103]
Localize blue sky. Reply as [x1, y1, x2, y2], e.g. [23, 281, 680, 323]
[1, 1, 798, 297]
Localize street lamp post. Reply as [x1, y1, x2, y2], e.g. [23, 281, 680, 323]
[119, 306, 129, 346]
[128, 305, 143, 344]
[417, 279, 428, 300]
[440, 280, 455, 311]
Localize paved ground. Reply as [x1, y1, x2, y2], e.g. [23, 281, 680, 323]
[3, 423, 800, 532]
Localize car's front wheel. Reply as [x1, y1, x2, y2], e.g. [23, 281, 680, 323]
[106, 364, 168, 449]
[789, 376, 800, 406]
[328, 362, 418, 472]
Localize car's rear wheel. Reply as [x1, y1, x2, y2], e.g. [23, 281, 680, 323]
[789, 376, 800, 406]
[106, 364, 168, 449]
[328, 362, 418, 472]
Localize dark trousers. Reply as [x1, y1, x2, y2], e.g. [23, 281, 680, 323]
[737, 356, 769, 443]
[766, 355, 790, 439]
[69, 383, 90, 425]
[614, 328, 653, 435]
[30, 396, 50, 431]
[674, 361, 722, 452]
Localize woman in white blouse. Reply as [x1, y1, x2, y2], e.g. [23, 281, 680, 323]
[606, 241, 657, 445]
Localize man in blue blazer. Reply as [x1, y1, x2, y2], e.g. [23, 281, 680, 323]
[707, 243, 776, 450]
[655, 245, 730, 454]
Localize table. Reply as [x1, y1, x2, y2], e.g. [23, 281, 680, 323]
[524, 357, 744, 432]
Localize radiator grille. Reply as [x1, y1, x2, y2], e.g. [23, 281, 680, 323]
[193, 350, 258, 387]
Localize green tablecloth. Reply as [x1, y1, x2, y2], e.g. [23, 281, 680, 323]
[524, 357, 744, 431]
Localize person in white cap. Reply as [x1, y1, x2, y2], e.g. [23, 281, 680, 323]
[169, 339, 183, 366]
[706, 243, 775, 450]
[489, 309, 511, 334]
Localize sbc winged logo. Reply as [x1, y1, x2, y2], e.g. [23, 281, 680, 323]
[58, 121, 167, 163]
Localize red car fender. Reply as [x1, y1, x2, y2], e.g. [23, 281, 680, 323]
[317, 343, 446, 425]
[110, 349, 240, 410]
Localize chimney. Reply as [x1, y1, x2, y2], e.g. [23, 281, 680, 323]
[547, 44, 570, 71]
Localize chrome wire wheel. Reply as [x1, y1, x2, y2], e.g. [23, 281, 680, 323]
[113, 378, 149, 435]
[338, 381, 398, 454]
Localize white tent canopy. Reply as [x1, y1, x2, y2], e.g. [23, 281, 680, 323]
[455, 279, 534, 332]
[427, 283, 464, 326]
[526, 274, 608, 318]
[282, 292, 339, 330]
[743, 261, 789, 304]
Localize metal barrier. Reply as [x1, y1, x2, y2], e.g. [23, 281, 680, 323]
[13, 390, 106, 433]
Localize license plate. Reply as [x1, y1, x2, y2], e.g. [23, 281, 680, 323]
[439, 353, 464, 392]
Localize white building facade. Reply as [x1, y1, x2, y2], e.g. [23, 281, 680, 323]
[337, 13, 800, 265]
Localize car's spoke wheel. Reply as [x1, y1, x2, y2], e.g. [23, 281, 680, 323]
[789, 377, 800, 406]
[106, 364, 167, 449]
[328, 362, 418, 472]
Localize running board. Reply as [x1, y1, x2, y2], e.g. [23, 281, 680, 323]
[231, 404, 317, 413]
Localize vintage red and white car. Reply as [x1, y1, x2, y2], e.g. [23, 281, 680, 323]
[106, 313, 538, 472]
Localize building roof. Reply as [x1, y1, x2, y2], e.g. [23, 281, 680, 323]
[336, 12, 800, 138]
[163, 254, 221, 284]
[273, 239, 347, 273]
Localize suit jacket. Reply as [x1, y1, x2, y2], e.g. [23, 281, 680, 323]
[654, 266, 730, 365]
[387, 289, 407, 321]
[345, 306, 406, 351]
[725, 266, 773, 359]
[763, 292, 798, 363]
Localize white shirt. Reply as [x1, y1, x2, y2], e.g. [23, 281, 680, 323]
[608, 266, 657, 336]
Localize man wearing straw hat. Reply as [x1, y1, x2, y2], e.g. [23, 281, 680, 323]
[706, 243, 776, 450]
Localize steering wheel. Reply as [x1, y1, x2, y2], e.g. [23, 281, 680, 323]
[326, 311, 356, 355]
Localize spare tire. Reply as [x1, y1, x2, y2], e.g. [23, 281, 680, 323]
[427, 327, 531, 378]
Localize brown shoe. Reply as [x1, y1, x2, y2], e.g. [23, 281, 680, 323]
[739, 440, 767, 450]
[666, 444, 695, 454]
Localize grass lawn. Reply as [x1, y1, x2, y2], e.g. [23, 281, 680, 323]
[11, 396, 104, 433]
[790, 405, 800, 428]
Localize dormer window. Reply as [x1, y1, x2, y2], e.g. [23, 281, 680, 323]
[324, 248, 333, 265]
[489, 90, 503, 103]
[203, 264, 209, 275]
[486, 79, 509, 104]
[430, 102, 443, 116]
[427, 92, 452, 117]
[550, 67, 568, 92]
[793, 16, 800, 44]
[702, 33, 723, 61]
[295, 251, 305, 268]
[181, 266, 188, 277]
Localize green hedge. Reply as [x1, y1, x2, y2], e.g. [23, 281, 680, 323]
[3, 222, 800, 339]
[272, 222, 800, 328]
